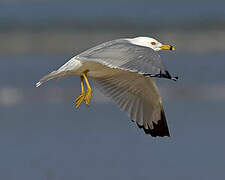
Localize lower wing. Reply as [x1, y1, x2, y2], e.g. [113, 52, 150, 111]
[93, 68, 170, 137]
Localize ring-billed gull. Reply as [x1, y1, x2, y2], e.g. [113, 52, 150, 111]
[36, 37, 177, 137]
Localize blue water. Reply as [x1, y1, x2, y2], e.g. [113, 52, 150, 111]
[0, 53, 225, 179]
[1, 102, 225, 179]
[0, 1, 225, 23]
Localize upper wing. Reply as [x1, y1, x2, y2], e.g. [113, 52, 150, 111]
[93, 68, 170, 137]
[76, 39, 168, 77]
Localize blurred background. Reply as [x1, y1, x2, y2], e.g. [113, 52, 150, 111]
[1, 0, 225, 179]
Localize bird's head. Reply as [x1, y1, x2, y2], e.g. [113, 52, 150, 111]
[130, 37, 175, 51]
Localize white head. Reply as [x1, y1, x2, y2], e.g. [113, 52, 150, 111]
[128, 37, 175, 51]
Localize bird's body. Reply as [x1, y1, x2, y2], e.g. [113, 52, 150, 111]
[36, 37, 177, 137]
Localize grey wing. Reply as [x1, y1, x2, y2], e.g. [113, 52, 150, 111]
[76, 39, 168, 77]
[93, 68, 170, 137]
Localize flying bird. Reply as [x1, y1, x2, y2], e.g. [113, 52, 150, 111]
[36, 37, 177, 137]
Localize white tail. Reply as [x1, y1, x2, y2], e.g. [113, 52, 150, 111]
[35, 71, 61, 87]
[35, 58, 83, 87]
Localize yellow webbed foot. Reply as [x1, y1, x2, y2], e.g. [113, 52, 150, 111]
[75, 71, 92, 108]
[85, 88, 92, 107]
[82, 71, 92, 107]
[75, 92, 85, 108]
[75, 76, 85, 108]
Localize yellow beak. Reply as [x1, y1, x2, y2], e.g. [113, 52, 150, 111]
[160, 44, 175, 51]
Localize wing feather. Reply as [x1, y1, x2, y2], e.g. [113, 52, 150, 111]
[76, 39, 167, 76]
[93, 69, 170, 137]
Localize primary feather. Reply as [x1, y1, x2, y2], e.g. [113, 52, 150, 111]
[93, 68, 170, 137]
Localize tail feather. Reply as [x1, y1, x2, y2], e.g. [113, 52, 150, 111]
[35, 71, 61, 87]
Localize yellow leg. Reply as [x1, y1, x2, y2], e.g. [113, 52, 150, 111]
[75, 76, 85, 108]
[83, 72, 92, 107]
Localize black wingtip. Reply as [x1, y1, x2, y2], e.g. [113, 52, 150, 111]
[172, 76, 178, 81]
[146, 71, 178, 82]
[137, 110, 170, 137]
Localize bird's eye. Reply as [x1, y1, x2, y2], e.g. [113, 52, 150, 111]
[151, 42, 156, 45]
